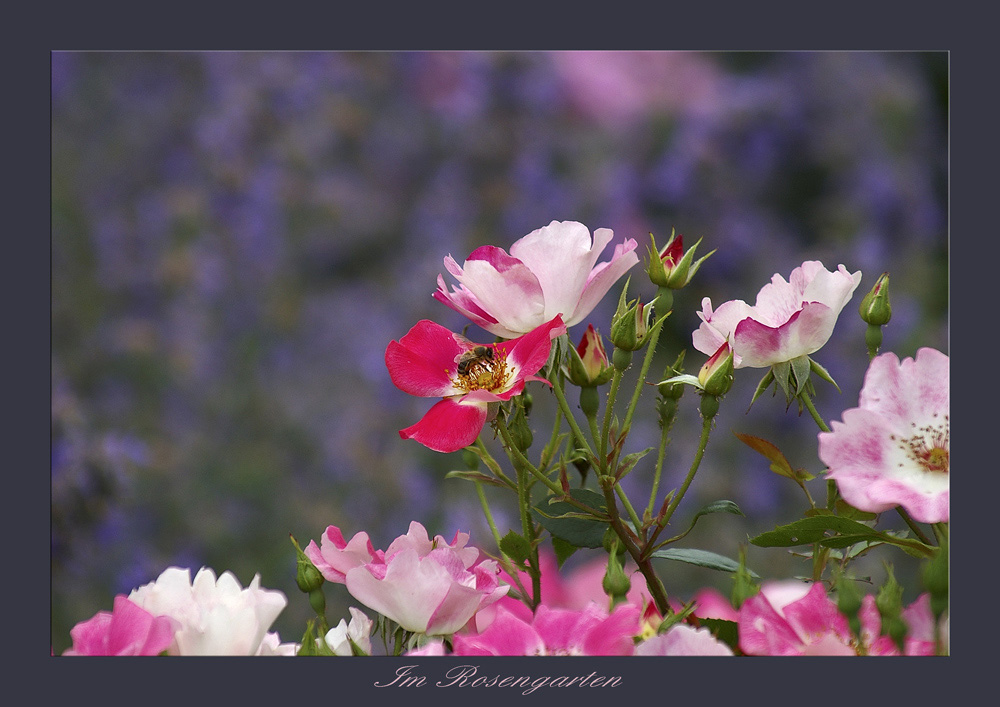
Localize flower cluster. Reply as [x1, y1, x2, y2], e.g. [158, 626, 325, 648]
[60, 218, 948, 660]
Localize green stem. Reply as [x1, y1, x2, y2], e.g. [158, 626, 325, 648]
[646, 406, 674, 518]
[648, 412, 713, 551]
[615, 482, 644, 536]
[474, 481, 530, 603]
[540, 403, 564, 471]
[551, 370, 596, 462]
[600, 478, 670, 616]
[620, 317, 666, 441]
[600, 369, 624, 466]
[495, 414, 541, 609]
[896, 507, 933, 546]
[799, 391, 838, 510]
[473, 438, 516, 489]
[800, 390, 831, 433]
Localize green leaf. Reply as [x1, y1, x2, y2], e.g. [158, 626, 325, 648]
[551, 536, 578, 568]
[532, 488, 608, 549]
[698, 617, 739, 651]
[667, 499, 745, 541]
[650, 547, 759, 578]
[615, 447, 653, 480]
[750, 516, 883, 547]
[499, 531, 532, 565]
[834, 499, 878, 521]
[444, 469, 510, 488]
[749, 516, 935, 557]
[694, 500, 744, 519]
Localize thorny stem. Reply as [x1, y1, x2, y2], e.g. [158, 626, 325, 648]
[646, 408, 674, 519]
[648, 412, 714, 552]
[600, 477, 670, 616]
[551, 369, 596, 463]
[494, 414, 541, 607]
[473, 480, 530, 602]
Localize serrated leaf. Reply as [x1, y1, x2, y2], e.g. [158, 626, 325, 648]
[444, 469, 510, 488]
[650, 547, 759, 578]
[499, 531, 532, 564]
[656, 373, 701, 388]
[661, 500, 745, 545]
[750, 517, 935, 557]
[532, 488, 608, 549]
[615, 447, 654, 480]
[551, 536, 577, 567]
[750, 516, 884, 547]
[698, 617, 740, 651]
[834, 499, 878, 521]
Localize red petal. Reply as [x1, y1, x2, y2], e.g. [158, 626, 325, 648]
[399, 398, 488, 453]
[385, 320, 464, 396]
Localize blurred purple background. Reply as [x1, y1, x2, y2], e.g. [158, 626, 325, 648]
[51, 51, 947, 651]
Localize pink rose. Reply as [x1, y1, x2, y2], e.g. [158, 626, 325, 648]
[434, 220, 638, 339]
[63, 595, 175, 656]
[693, 260, 862, 368]
[819, 347, 949, 523]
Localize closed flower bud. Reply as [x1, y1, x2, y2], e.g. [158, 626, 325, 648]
[291, 535, 325, 595]
[565, 324, 614, 387]
[646, 230, 715, 290]
[602, 553, 632, 605]
[859, 272, 892, 326]
[658, 351, 687, 401]
[610, 282, 654, 352]
[697, 342, 734, 397]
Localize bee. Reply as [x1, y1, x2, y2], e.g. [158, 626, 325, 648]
[456, 345, 495, 376]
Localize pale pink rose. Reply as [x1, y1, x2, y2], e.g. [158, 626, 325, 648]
[693, 260, 862, 368]
[312, 522, 508, 636]
[434, 220, 638, 339]
[819, 347, 949, 523]
[255, 632, 299, 656]
[324, 607, 373, 656]
[636, 623, 733, 656]
[453, 602, 641, 656]
[127, 566, 287, 656]
[307, 521, 479, 584]
[63, 594, 175, 656]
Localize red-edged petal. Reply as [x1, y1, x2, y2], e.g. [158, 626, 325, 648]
[399, 398, 488, 453]
[385, 320, 465, 397]
[731, 302, 834, 368]
[501, 314, 567, 377]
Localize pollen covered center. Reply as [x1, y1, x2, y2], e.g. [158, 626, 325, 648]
[451, 347, 511, 394]
[896, 415, 949, 474]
